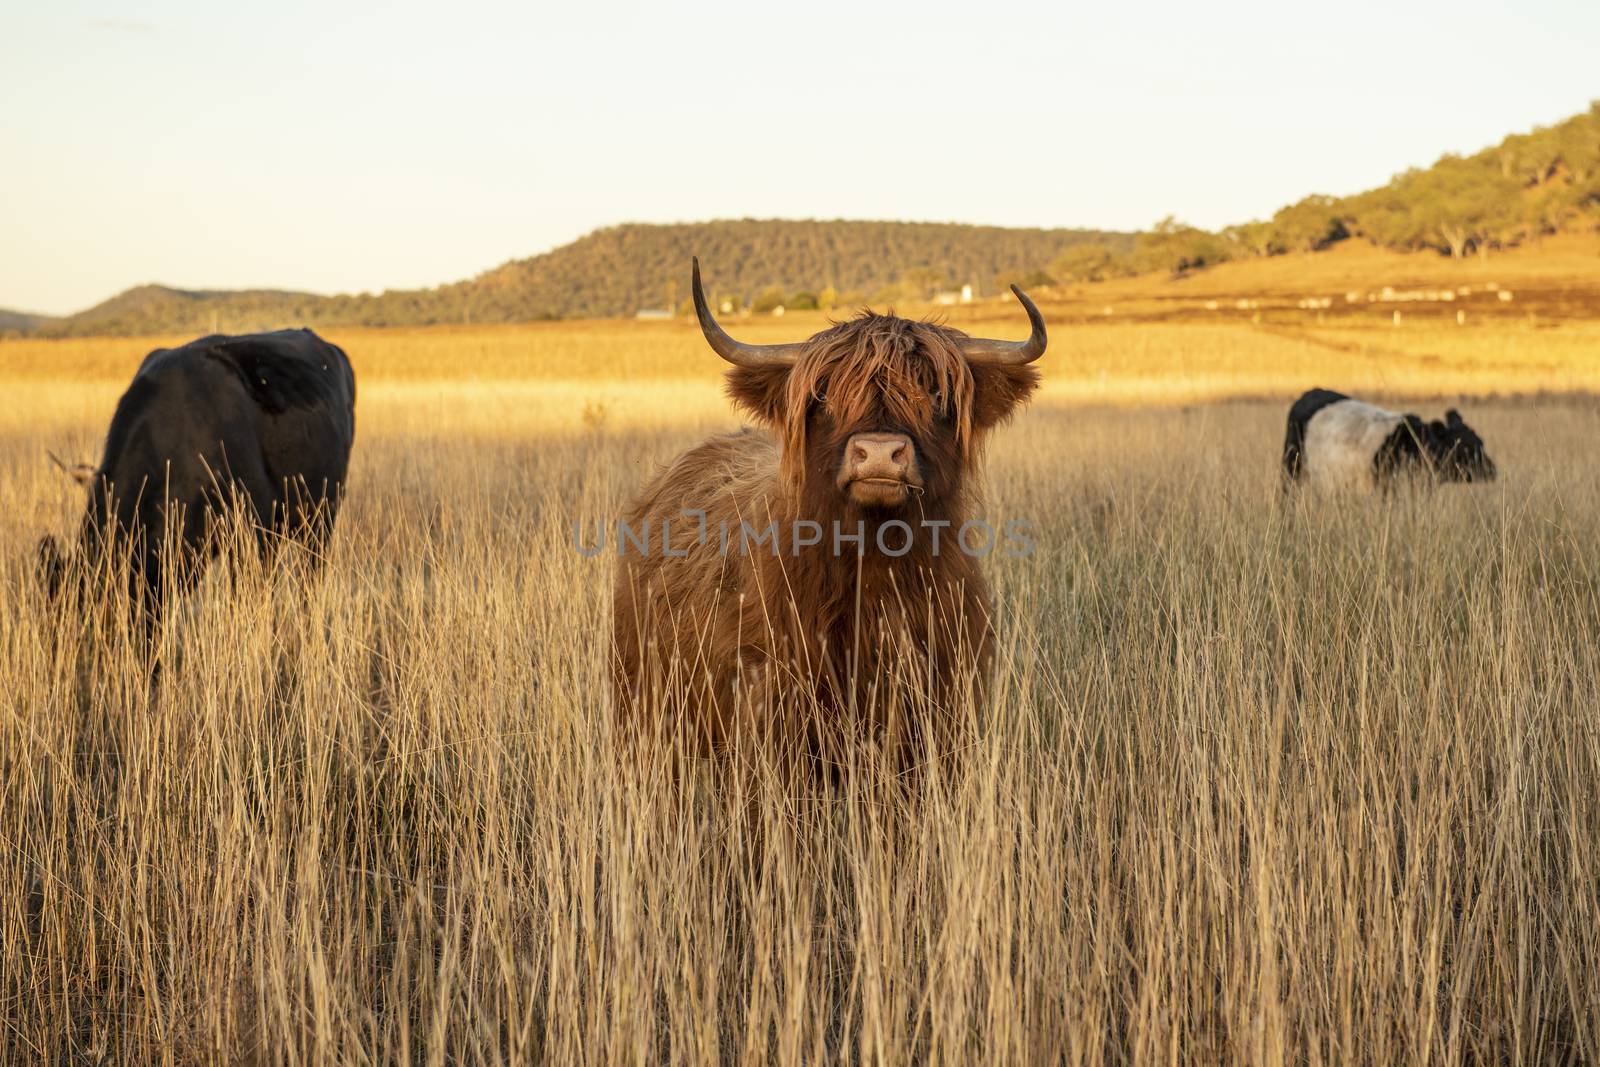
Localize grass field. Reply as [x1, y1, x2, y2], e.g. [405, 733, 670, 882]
[2, 319, 1599, 1062]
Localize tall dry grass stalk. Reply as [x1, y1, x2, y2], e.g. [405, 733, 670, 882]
[2, 354, 1597, 1062]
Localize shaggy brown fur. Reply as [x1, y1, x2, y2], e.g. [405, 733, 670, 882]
[612, 311, 1040, 775]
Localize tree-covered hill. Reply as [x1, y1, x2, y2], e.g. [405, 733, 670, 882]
[0, 307, 57, 337]
[28, 220, 1134, 337]
[51, 285, 325, 338]
[451, 219, 1136, 320]
[1079, 104, 1600, 280]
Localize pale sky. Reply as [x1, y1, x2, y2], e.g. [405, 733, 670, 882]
[3, 0, 1597, 315]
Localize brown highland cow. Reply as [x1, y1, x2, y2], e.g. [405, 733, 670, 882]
[612, 259, 1046, 774]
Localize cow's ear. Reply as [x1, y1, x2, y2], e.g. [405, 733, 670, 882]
[970, 364, 1041, 431]
[724, 364, 793, 426]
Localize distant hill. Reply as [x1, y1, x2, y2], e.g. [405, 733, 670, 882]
[27, 220, 1135, 338]
[448, 219, 1135, 319]
[48, 284, 325, 339]
[0, 307, 57, 337]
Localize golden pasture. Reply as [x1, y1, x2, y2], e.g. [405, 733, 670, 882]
[2, 316, 1598, 1062]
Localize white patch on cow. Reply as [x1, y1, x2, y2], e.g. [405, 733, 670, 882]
[1302, 398, 1404, 490]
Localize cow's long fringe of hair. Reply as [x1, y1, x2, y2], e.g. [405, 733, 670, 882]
[777, 313, 977, 491]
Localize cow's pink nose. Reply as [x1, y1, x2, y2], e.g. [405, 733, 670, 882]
[847, 433, 913, 479]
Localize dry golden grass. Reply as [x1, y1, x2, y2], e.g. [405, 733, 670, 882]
[7, 311, 1599, 406]
[2, 321, 1599, 1062]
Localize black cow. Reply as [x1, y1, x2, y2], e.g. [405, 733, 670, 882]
[1282, 388, 1495, 490]
[38, 328, 356, 622]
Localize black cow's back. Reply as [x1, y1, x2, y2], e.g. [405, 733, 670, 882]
[84, 328, 356, 607]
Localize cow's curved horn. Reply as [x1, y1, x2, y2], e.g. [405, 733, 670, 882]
[692, 257, 805, 368]
[959, 285, 1047, 365]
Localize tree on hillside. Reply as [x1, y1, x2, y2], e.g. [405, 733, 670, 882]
[1345, 177, 1424, 249]
[751, 285, 787, 313]
[1049, 243, 1132, 282]
[1136, 217, 1232, 274]
[1557, 111, 1600, 186]
[1504, 131, 1563, 185]
[1270, 195, 1349, 253]
[1346, 160, 1514, 258]
[899, 266, 946, 300]
[1222, 220, 1280, 258]
[993, 268, 1054, 292]
[1424, 159, 1520, 257]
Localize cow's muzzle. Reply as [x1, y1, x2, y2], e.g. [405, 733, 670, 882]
[840, 433, 922, 507]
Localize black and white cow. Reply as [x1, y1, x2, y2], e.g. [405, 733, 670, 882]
[1282, 388, 1496, 490]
